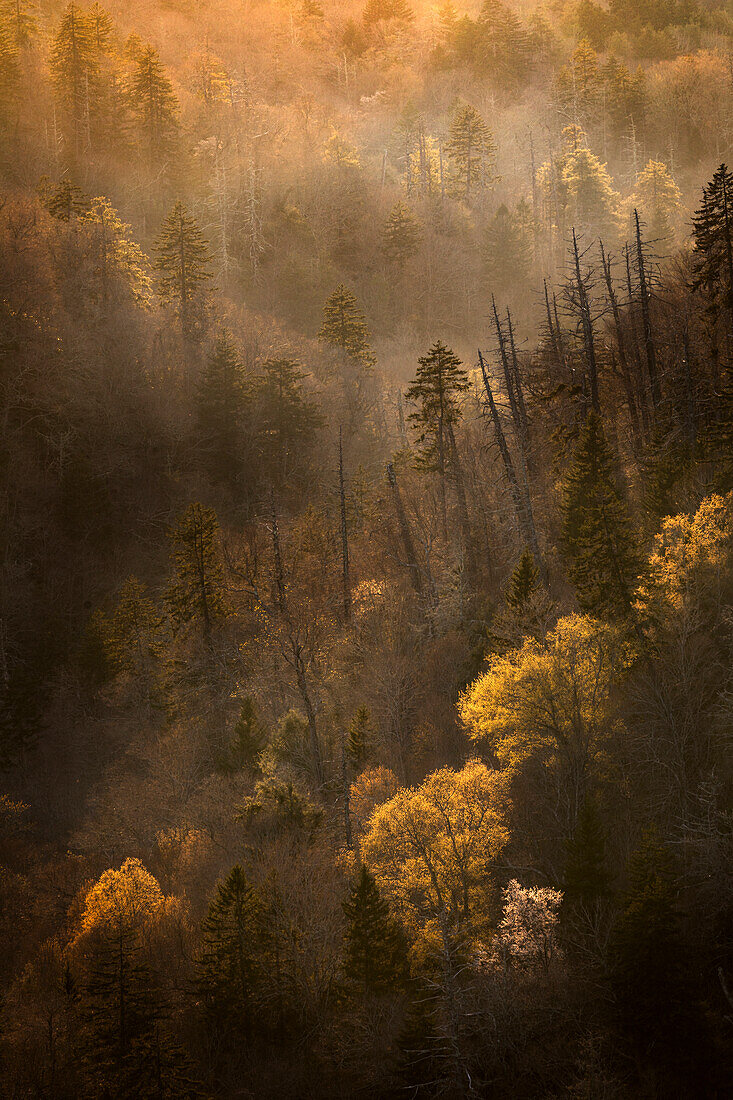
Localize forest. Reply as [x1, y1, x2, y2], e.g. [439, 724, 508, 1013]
[1, 0, 733, 1094]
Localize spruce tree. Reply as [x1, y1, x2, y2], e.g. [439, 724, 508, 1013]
[127, 44, 179, 166]
[224, 697, 267, 772]
[257, 357, 320, 491]
[40, 176, 90, 220]
[166, 503, 226, 643]
[342, 865, 407, 995]
[406, 340, 468, 475]
[381, 200, 421, 266]
[561, 412, 639, 618]
[2, 0, 37, 50]
[563, 796, 610, 909]
[49, 3, 100, 158]
[155, 201, 212, 338]
[196, 333, 249, 491]
[319, 284, 375, 367]
[445, 101, 496, 203]
[608, 829, 685, 1048]
[505, 549, 539, 613]
[634, 159, 681, 244]
[692, 163, 733, 329]
[482, 202, 531, 299]
[198, 865, 269, 1039]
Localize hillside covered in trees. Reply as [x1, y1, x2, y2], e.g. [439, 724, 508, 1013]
[2, 0, 733, 1094]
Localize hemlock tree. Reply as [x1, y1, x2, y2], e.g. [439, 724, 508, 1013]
[196, 333, 249, 491]
[166, 503, 226, 643]
[561, 412, 639, 618]
[127, 44, 179, 166]
[381, 200, 421, 267]
[319, 284, 375, 367]
[155, 201, 212, 338]
[342, 865, 407, 996]
[482, 202, 531, 299]
[445, 101, 496, 203]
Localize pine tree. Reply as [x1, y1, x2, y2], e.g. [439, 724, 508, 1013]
[127, 44, 179, 165]
[49, 3, 100, 159]
[381, 200, 421, 266]
[198, 865, 269, 1039]
[155, 201, 212, 338]
[561, 412, 639, 619]
[347, 705, 372, 769]
[319, 284, 375, 367]
[505, 549, 539, 613]
[87, 1, 112, 52]
[166, 503, 226, 643]
[342, 865, 407, 995]
[563, 796, 610, 908]
[196, 333, 249, 491]
[445, 101, 496, 202]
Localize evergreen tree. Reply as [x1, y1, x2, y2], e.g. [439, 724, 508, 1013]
[406, 341, 469, 475]
[505, 549, 539, 613]
[40, 176, 90, 220]
[692, 163, 733, 329]
[257, 357, 320, 491]
[196, 333, 249, 491]
[554, 40, 601, 127]
[561, 412, 639, 619]
[363, 0, 414, 26]
[347, 705, 372, 769]
[445, 101, 496, 202]
[127, 44, 179, 166]
[482, 202, 531, 299]
[198, 865, 269, 1040]
[166, 503, 226, 643]
[561, 143, 620, 240]
[1, 0, 36, 51]
[319, 284, 375, 367]
[224, 697, 267, 772]
[87, 1, 112, 52]
[0, 22, 19, 121]
[563, 796, 610, 908]
[100, 576, 162, 682]
[608, 829, 685, 1047]
[381, 200, 421, 266]
[342, 865, 407, 995]
[634, 159, 681, 244]
[155, 201, 212, 338]
[49, 3, 100, 158]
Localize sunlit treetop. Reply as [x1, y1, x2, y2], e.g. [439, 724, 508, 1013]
[81, 857, 163, 936]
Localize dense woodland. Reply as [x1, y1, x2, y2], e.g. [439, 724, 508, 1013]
[2, 0, 733, 1094]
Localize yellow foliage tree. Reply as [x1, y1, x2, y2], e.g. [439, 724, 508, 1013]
[81, 856, 163, 937]
[636, 493, 733, 620]
[362, 760, 510, 939]
[459, 615, 634, 830]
